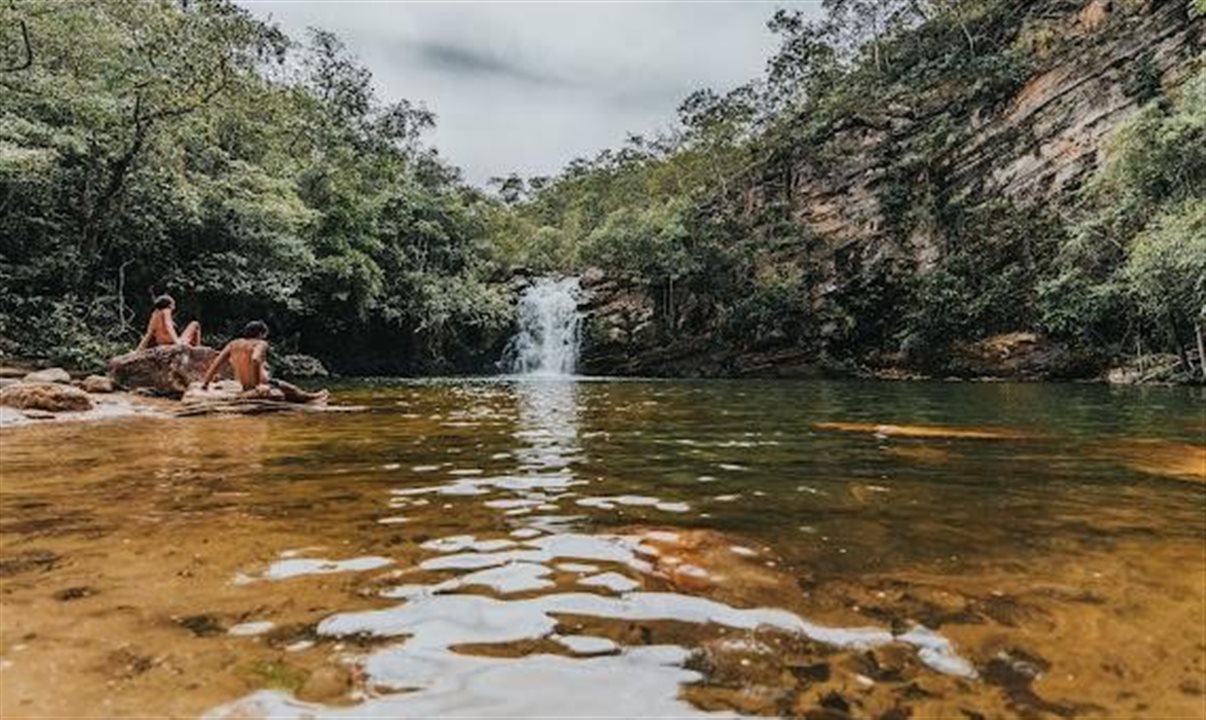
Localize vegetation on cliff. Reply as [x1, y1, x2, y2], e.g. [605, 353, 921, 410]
[491, 0, 1203, 378]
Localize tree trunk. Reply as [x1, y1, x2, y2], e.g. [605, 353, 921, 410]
[1167, 310, 1190, 372]
[1195, 320, 1205, 380]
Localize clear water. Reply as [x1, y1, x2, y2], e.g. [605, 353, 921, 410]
[0, 378, 1202, 718]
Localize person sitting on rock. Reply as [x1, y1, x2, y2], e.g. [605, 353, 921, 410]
[135, 294, 201, 350]
[200, 320, 328, 404]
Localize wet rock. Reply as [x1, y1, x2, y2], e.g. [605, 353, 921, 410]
[22, 367, 71, 384]
[0, 549, 60, 577]
[54, 586, 98, 601]
[820, 691, 852, 713]
[107, 345, 224, 395]
[176, 613, 224, 637]
[22, 408, 57, 420]
[689, 684, 794, 716]
[107, 647, 155, 678]
[580, 266, 606, 288]
[297, 665, 352, 703]
[983, 648, 1077, 717]
[789, 662, 832, 683]
[273, 354, 329, 379]
[81, 374, 115, 393]
[0, 382, 93, 412]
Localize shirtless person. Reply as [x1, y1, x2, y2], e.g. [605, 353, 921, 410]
[136, 294, 201, 350]
[199, 321, 329, 404]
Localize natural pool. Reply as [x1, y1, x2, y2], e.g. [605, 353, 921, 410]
[1, 378, 1203, 718]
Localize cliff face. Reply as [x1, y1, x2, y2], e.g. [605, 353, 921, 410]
[580, 0, 1202, 379]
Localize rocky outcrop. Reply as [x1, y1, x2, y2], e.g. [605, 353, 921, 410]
[781, 0, 1201, 270]
[580, 1, 1201, 381]
[107, 345, 226, 395]
[940, 332, 1090, 380]
[0, 382, 93, 412]
[578, 271, 657, 375]
[273, 353, 330, 379]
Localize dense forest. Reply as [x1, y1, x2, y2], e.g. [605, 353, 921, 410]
[1, 0, 1203, 378]
[1, 0, 512, 374]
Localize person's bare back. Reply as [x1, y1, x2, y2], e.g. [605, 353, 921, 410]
[212, 338, 270, 390]
[136, 295, 201, 350]
[201, 321, 328, 405]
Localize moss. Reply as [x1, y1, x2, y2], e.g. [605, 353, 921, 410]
[245, 660, 308, 693]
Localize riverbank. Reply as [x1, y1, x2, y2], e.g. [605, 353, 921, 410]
[0, 361, 347, 430]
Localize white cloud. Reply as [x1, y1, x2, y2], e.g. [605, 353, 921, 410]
[237, 0, 820, 185]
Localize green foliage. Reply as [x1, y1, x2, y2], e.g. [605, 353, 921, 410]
[0, 0, 509, 373]
[580, 201, 693, 280]
[1040, 69, 1205, 356]
[1122, 199, 1206, 330]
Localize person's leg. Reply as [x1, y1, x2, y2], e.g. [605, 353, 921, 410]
[180, 321, 202, 346]
[272, 379, 329, 404]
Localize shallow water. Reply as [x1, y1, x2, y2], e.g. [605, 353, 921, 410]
[1, 378, 1203, 718]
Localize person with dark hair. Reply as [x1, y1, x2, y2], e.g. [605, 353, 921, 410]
[135, 294, 202, 350]
[200, 320, 328, 404]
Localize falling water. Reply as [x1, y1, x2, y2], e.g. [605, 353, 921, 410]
[502, 277, 582, 376]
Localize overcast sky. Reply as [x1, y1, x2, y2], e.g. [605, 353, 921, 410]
[236, 1, 818, 186]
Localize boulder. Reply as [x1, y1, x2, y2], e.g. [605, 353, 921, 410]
[107, 345, 225, 396]
[943, 332, 1088, 380]
[22, 367, 71, 384]
[82, 375, 115, 394]
[273, 353, 330, 379]
[0, 382, 93, 412]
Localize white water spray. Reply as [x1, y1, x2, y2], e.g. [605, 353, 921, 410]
[502, 277, 582, 376]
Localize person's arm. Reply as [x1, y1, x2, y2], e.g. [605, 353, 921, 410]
[135, 314, 155, 351]
[163, 308, 181, 345]
[200, 345, 231, 389]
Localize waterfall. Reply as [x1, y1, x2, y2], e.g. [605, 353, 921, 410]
[502, 277, 582, 376]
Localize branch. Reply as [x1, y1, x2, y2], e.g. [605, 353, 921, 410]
[2, 9, 32, 72]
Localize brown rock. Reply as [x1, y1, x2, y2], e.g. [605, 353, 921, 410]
[107, 345, 225, 395]
[22, 367, 71, 384]
[0, 382, 93, 412]
[82, 375, 115, 393]
[944, 332, 1082, 380]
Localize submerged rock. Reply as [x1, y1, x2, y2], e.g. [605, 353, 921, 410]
[107, 345, 224, 395]
[812, 421, 1032, 441]
[0, 382, 93, 412]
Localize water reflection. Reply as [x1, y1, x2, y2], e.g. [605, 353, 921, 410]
[208, 379, 985, 719]
[512, 377, 582, 474]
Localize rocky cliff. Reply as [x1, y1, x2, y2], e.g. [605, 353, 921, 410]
[580, 0, 1203, 380]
